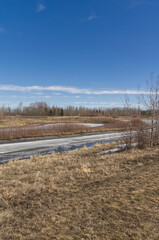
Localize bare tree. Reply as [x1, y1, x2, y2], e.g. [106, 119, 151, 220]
[0, 105, 5, 120]
[140, 76, 159, 146]
[120, 95, 135, 148]
[121, 95, 148, 149]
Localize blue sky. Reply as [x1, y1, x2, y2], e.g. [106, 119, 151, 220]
[0, 0, 159, 108]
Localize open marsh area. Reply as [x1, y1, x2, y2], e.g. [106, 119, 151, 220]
[0, 116, 125, 128]
[0, 144, 159, 240]
[0, 116, 144, 140]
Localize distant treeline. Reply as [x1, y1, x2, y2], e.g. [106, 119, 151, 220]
[0, 101, 150, 117]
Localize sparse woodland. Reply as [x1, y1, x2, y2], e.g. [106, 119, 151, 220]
[0, 101, 145, 117]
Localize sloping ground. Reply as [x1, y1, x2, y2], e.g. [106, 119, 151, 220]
[0, 144, 159, 240]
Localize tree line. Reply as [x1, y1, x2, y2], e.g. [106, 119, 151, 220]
[0, 102, 145, 117]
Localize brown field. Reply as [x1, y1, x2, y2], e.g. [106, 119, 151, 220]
[0, 116, 131, 128]
[0, 116, 113, 127]
[0, 116, 145, 140]
[0, 144, 159, 239]
[0, 123, 127, 140]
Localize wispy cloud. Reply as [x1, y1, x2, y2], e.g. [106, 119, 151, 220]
[126, 0, 159, 9]
[75, 101, 139, 108]
[82, 12, 98, 22]
[87, 14, 97, 21]
[44, 96, 51, 99]
[0, 27, 4, 33]
[36, 3, 46, 12]
[75, 101, 123, 107]
[0, 84, 148, 95]
[115, 0, 159, 10]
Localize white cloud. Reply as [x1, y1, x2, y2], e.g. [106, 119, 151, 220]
[82, 11, 98, 22]
[87, 14, 97, 21]
[75, 101, 124, 108]
[36, 3, 46, 12]
[0, 84, 148, 95]
[44, 96, 51, 99]
[124, 0, 159, 9]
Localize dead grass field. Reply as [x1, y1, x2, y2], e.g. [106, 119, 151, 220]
[0, 144, 159, 239]
[0, 123, 128, 140]
[0, 116, 145, 140]
[0, 116, 125, 140]
[0, 116, 131, 128]
[0, 116, 112, 127]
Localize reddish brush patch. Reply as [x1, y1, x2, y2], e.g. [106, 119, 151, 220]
[103, 120, 129, 129]
[131, 118, 147, 128]
[0, 120, 129, 140]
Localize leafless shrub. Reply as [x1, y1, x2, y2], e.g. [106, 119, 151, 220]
[0, 123, 91, 140]
[140, 76, 159, 147]
[0, 120, 131, 140]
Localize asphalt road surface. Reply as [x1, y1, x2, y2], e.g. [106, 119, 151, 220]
[0, 131, 130, 163]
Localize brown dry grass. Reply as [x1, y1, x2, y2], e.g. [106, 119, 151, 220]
[0, 116, 103, 128]
[0, 116, 126, 128]
[0, 124, 127, 140]
[0, 117, 128, 140]
[0, 144, 159, 239]
[0, 116, 138, 140]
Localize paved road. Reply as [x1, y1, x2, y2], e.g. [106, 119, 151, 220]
[0, 131, 130, 163]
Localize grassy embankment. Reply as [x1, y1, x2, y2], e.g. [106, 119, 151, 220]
[0, 143, 159, 239]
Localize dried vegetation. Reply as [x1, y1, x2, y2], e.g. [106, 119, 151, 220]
[0, 144, 159, 239]
[0, 116, 144, 140]
[0, 116, 141, 128]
